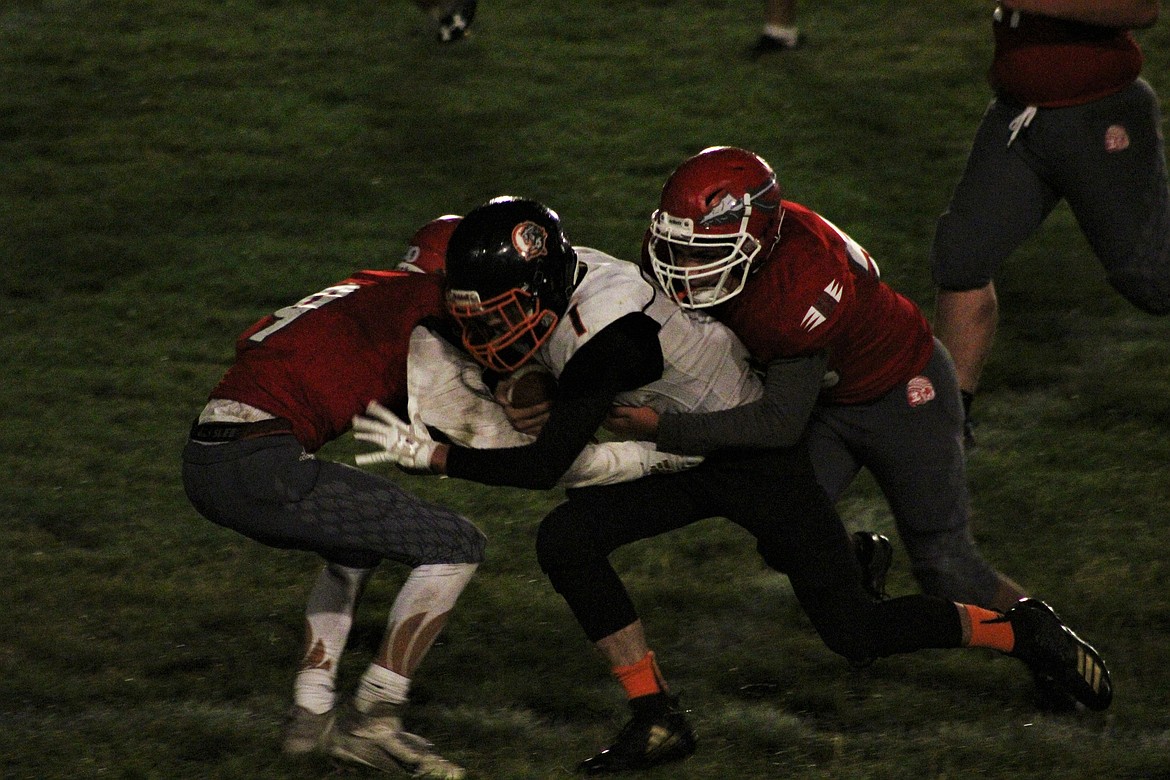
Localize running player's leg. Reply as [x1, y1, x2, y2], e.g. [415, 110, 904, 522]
[931, 99, 1062, 401]
[1059, 79, 1170, 315]
[536, 472, 707, 772]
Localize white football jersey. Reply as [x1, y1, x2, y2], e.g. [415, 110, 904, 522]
[539, 249, 763, 414]
[404, 326, 702, 487]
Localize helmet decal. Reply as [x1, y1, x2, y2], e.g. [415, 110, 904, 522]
[699, 192, 747, 227]
[512, 221, 549, 261]
[698, 174, 779, 228]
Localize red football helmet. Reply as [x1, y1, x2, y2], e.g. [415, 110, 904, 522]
[398, 214, 462, 276]
[648, 146, 784, 308]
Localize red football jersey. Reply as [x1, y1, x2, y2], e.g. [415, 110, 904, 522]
[990, 9, 1142, 107]
[210, 271, 445, 452]
[718, 202, 933, 405]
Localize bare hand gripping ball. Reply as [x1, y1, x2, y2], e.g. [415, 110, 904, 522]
[505, 364, 557, 408]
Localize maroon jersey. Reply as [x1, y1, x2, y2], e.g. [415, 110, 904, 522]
[718, 202, 933, 405]
[990, 7, 1142, 107]
[210, 271, 445, 452]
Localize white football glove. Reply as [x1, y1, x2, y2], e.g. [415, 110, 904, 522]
[352, 400, 438, 471]
[645, 452, 704, 475]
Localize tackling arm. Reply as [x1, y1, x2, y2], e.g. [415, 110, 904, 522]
[443, 314, 665, 489]
[654, 352, 828, 455]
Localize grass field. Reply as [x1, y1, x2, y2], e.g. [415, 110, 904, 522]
[3, 1, 1170, 778]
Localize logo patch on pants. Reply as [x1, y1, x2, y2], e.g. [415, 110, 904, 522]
[906, 376, 936, 407]
[1104, 124, 1130, 153]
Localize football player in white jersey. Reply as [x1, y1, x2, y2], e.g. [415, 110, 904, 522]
[404, 323, 704, 486]
[353, 197, 1112, 773]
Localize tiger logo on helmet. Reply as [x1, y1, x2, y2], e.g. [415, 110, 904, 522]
[444, 197, 580, 373]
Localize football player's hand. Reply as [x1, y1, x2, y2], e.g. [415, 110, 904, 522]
[352, 401, 440, 471]
[603, 405, 660, 441]
[493, 381, 551, 437]
[502, 401, 551, 437]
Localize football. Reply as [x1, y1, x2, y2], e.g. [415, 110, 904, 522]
[505, 364, 557, 408]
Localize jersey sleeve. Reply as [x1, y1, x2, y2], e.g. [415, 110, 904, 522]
[655, 352, 827, 455]
[407, 326, 530, 449]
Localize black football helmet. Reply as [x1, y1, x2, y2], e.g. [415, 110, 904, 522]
[445, 196, 580, 372]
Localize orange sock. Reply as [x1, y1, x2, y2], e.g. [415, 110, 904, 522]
[961, 604, 1015, 653]
[612, 651, 665, 700]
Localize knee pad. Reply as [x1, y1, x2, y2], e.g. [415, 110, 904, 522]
[535, 508, 593, 576]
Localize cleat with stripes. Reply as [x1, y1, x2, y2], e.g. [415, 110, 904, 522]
[1005, 599, 1112, 711]
[577, 693, 696, 774]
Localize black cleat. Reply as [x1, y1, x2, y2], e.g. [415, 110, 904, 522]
[1030, 669, 1079, 713]
[962, 416, 977, 449]
[748, 32, 806, 59]
[437, 0, 476, 42]
[577, 694, 696, 774]
[1005, 599, 1113, 711]
[853, 531, 894, 600]
[960, 390, 977, 449]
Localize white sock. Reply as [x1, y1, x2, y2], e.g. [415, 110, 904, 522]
[763, 24, 800, 45]
[294, 563, 372, 713]
[294, 669, 336, 715]
[355, 664, 411, 712]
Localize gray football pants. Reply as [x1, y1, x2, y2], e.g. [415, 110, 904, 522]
[806, 340, 1003, 606]
[182, 434, 486, 570]
[932, 78, 1170, 315]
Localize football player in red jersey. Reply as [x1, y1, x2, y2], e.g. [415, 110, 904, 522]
[355, 196, 1113, 774]
[181, 217, 481, 778]
[624, 146, 1032, 611]
[931, 1, 1167, 441]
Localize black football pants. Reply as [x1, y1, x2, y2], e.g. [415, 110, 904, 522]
[535, 445, 963, 665]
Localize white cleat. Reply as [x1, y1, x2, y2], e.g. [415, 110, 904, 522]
[282, 705, 335, 755]
[328, 702, 466, 779]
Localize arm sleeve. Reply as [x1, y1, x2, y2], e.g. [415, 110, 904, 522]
[557, 441, 700, 487]
[445, 313, 664, 489]
[655, 352, 827, 455]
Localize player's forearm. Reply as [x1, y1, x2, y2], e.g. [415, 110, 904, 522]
[1001, 0, 1159, 28]
[656, 354, 826, 455]
[445, 390, 614, 489]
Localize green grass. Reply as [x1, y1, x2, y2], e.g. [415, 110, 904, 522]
[3, 1, 1170, 778]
